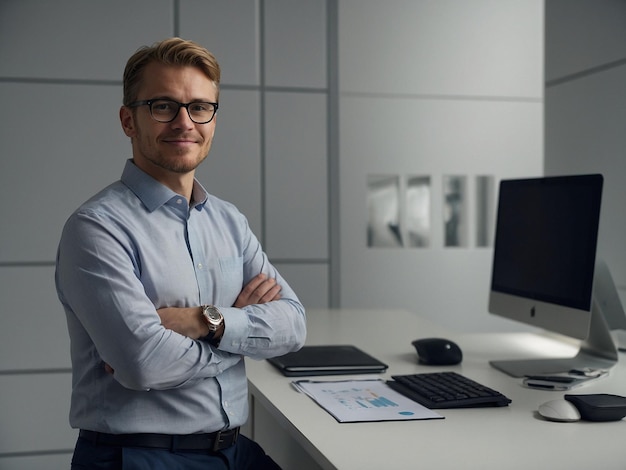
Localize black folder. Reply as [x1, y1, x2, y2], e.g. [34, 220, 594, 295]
[267, 345, 388, 377]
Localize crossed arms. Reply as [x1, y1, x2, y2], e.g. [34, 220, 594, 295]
[104, 273, 282, 376]
[157, 273, 282, 339]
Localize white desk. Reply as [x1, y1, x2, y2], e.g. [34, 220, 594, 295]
[245, 309, 626, 470]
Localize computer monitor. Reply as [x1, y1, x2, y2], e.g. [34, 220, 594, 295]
[488, 174, 618, 377]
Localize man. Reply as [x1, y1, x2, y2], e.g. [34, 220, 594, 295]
[55, 37, 306, 469]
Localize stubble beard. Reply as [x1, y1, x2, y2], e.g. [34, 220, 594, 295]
[150, 149, 208, 174]
[135, 131, 211, 174]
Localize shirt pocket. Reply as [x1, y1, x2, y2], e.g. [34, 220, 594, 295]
[218, 256, 244, 296]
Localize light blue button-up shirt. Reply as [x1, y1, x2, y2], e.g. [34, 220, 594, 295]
[55, 160, 306, 434]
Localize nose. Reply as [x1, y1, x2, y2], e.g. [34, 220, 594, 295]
[170, 105, 195, 130]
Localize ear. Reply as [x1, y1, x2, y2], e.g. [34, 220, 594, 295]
[119, 106, 136, 138]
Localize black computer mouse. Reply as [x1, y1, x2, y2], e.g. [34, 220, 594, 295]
[412, 338, 463, 365]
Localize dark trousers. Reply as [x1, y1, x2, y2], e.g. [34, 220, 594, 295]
[71, 434, 282, 470]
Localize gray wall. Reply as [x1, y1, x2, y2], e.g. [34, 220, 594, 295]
[0, 0, 330, 467]
[545, 0, 626, 306]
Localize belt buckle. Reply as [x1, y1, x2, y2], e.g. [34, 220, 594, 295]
[212, 427, 238, 451]
[212, 430, 223, 452]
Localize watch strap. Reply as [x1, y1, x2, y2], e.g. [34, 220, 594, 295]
[203, 329, 217, 341]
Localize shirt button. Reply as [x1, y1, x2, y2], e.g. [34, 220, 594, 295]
[197, 263, 203, 269]
[176, 198, 184, 205]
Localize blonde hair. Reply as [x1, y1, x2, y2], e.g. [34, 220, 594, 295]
[122, 37, 220, 106]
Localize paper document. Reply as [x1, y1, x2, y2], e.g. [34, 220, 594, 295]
[292, 378, 443, 423]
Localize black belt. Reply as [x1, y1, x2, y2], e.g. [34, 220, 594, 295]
[79, 427, 239, 452]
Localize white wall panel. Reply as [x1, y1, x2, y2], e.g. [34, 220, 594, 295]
[265, 92, 328, 259]
[264, 0, 327, 88]
[0, 83, 128, 262]
[0, 374, 75, 454]
[180, 0, 261, 86]
[337, 0, 544, 331]
[341, 97, 543, 177]
[339, 96, 543, 331]
[339, 0, 543, 99]
[0, 0, 172, 80]
[195, 89, 263, 235]
[0, 266, 69, 371]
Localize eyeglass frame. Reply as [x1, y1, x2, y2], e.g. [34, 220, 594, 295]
[128, 98, 219, 124]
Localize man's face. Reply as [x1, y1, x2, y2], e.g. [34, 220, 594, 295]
[120, 62, 217, 178]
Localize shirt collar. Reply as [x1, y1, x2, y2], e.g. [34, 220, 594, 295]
[120, 159, 209, 212]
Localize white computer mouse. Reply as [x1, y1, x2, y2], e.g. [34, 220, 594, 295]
[538, 399, 581, 422]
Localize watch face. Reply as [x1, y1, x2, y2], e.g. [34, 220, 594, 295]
[204, 306, 222, 325]
[207, 308, 221, 322]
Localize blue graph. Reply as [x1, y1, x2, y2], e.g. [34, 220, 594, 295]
[356, 395, 398, 408]
[328, 387, 400, 410]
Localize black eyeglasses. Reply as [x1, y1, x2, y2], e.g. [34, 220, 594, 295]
[128, 99, 219, 124]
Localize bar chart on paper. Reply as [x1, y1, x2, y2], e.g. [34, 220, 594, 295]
[336, 386, 399, 410]
[292, 379, 444, 422]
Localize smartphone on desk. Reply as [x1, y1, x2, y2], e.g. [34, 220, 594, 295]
[523, 371, 607, 391]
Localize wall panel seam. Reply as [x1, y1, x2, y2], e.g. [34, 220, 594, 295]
[327, 0, 340, 308]
[341, 91, 542, 103]
[0, 261, 55, 267]
[259, 0, 267, 246]
[0, 449, 73, 459]
[0, 368, 71, 375]
[0, 77, 119, 86]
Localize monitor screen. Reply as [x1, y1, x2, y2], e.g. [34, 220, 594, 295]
[488, 174, 614, 377]
[489, 174, 603, 339]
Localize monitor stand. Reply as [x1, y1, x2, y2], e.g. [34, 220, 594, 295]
[612, 330, 626, 352]
[594, 257, 626, 351]
[490, 299, 619, 378]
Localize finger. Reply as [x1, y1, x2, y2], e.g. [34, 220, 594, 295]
[258, 283, 282, 303]
[251, 277, 278, 300]
[233, 274, 282, 307]
[240, 273, 267, 297]
[233, 275, 265, 307]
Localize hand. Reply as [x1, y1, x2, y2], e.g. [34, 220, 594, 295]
[234, 273, 282, 308]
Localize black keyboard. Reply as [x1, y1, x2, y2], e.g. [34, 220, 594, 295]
[387, 371, 511, 409]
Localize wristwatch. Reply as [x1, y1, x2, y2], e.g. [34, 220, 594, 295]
[201, 304, 224, 344]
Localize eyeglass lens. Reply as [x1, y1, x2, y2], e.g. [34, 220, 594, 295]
[150, 100, 217, 124]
